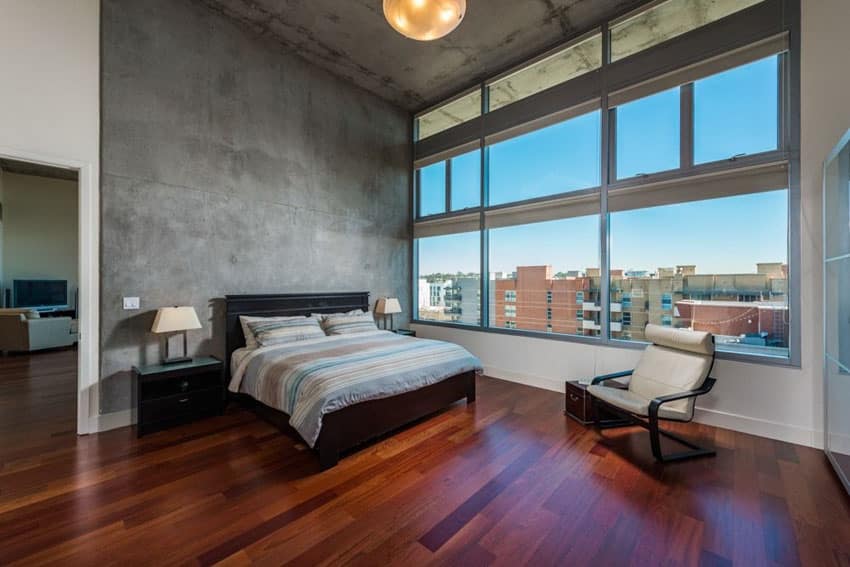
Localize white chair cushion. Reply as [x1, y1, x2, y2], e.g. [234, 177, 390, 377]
[644, 324, 713, 355]
[587, 384, 691, 421]
[629, 344, 713, 416]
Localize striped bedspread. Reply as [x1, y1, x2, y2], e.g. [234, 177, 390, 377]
[229, 331, 482, 447]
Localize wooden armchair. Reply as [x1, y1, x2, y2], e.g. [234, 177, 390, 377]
[587, 324, 717, 463]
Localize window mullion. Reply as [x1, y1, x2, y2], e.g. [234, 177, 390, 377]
[600, 22, 611, 344]
[681, 83, 694, 170]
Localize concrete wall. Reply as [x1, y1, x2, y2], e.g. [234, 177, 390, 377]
[414, 0, 850, 448]
[1, 173, 79, 306]
[100, 0, 411, 413]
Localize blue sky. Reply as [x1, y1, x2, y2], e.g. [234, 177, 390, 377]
[419, 56, 785, 277]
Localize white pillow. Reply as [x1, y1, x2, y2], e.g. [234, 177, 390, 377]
[239, 315, 306, 349]
[309, 309, 364, 321]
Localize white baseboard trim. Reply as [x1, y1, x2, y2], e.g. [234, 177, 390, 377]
[483, 366, 821, 449]
[90, 408, 135, 433]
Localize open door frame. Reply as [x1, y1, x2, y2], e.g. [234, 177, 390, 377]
[0, 146, 99, 435]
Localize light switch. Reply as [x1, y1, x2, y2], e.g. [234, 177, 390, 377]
[123, 297, 140, 310]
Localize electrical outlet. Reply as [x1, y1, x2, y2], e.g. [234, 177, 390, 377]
[123, 297, 140, 310]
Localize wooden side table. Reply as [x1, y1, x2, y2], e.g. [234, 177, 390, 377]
[564, 379, 627, 425]
[392, 329, 416, 337]
[134, 356, 224, 437]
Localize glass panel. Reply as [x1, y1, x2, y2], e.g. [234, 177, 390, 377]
[450, 149, 481, 211]
[416, 90, 482, 141]
[488, 33, 602, 112]
[418, 161, 446, 217]
[826, 325, 850, 485]
[694, 55, 779, 164]
[489, 111, 600, 206]
[610, 0, 764, 63]
[826, 256, 850, 370]
[417, 231, 480, 325]
[616, 87, 680, 179]
[488, 214, 601, 336]
[609, 189, 789, 358]
[825, 139, 850, 259]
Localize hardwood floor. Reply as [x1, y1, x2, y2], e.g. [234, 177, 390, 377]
[1, 351, 849, 566]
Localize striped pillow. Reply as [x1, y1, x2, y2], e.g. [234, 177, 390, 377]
[321, 312, 378, 335]
[247, 316, 325, 346]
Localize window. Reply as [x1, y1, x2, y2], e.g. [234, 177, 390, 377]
[622, 294, 632, 308]
[416, 90, 481, 141]
[505, 321, 517, 329]
[694, 56, 779, 164]
[488, 215, 600, 336]
[547, 290, 553, 304]
[610, 0, 764, 62]
[615, 88, 680, 179]
[505, 304, 517, 318]
[417, 161, 446, 217]
[488, 111, 600, 206]
[577, 309, 584, 321]
[416, 231, 480, 325]
[488, 33, 602, 112]
[609, 190, 789, 357]
[547, 325, 553, 333]
[450, 149, 481, 211]
[576, 291, 584, 303]
[623, 312, 632, 326]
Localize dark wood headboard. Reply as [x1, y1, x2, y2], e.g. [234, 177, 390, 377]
[224, 292, 370, 378]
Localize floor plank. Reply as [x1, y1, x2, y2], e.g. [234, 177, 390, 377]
[1, 350, 849, 566]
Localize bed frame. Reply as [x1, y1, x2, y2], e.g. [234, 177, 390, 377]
[224, 292, 476, 469]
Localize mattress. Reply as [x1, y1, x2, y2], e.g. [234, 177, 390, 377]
[228, 330, 481, 447]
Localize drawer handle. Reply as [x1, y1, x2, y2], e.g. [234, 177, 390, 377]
[178, 398, 190, 403]
[180, 380, 190, 392]
[569, 394, 580, 402]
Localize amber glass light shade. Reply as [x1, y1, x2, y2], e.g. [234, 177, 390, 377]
[383, 0, 466, 41]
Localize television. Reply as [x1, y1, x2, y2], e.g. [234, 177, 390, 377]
[13, 279, 69, 311]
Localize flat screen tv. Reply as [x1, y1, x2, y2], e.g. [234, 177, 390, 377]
[13, 279, 68, 310]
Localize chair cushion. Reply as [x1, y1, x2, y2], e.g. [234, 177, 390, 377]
[645, 324, 713, 355]
[630, 344, 713, 416]
[587, 384, 691, 421]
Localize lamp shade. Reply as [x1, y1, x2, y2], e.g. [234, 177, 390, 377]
[151, 306, 202, 334]
[375, 297, 402, 315]
[383, 0, 466, 41]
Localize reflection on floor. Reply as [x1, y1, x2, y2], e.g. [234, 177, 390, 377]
[0, 366, 849, 565]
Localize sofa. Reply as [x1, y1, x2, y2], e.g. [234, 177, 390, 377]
[0, 308, 77, 353]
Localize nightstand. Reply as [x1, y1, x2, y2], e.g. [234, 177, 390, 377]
[393, 329, 416, 337]
[134, 356, 225, 437]
[564, 379, 626, 425]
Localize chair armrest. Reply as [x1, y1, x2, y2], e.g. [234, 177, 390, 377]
[648, 378, 716, 419]
[591, 369, 634, 385]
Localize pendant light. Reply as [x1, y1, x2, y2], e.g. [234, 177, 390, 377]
[383, 0, 467, 41]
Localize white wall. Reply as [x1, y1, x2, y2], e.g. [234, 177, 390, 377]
[0, 0, 100, 433]
[414, 0, 850, 448]
[1, 173, 79, 306]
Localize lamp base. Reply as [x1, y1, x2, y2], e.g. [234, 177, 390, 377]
[161, 356, 192, 365]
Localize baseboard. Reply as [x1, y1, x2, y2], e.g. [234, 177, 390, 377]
[483, 366, 821, 449]
[90, 408, 135, 433]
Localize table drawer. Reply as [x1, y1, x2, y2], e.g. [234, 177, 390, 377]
[140, 387, 222, 425]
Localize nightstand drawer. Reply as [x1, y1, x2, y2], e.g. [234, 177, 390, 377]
[140, 387, 223, 425]
[140, 370, 221, 399]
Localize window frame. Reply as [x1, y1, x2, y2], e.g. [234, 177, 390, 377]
[411, 0, 800, 367]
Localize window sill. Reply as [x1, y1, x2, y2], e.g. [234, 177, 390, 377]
[411, 319, 799, 368]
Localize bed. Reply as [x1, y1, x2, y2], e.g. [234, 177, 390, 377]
[225, 292, 480, 469]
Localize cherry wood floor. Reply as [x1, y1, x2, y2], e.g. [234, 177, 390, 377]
[1, 350, 849, 566]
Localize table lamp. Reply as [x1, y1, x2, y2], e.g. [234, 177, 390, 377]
[151, 306, 201, 364]
[375, 297, 402, 331]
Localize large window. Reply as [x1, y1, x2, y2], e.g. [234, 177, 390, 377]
[615, 88, 680, 179]
[417, 231, 480, 325]
[411, 0, 797, 364]
[489, 111, 600, 206]
[489, 215, 600, 336]
[610, 0, 764, 62]
[694, 55, 779, 164]
[416, 89, 481, 141]
[609, 190, 789, 357]
[488, 33, 602, 112]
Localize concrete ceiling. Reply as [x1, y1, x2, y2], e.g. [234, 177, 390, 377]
[200, 0, 646, 111]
